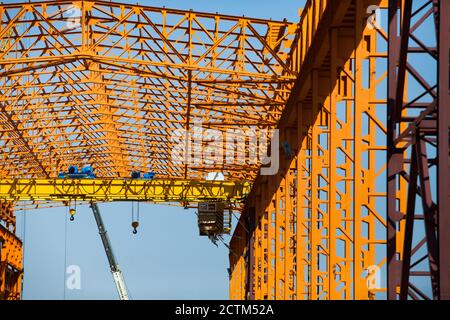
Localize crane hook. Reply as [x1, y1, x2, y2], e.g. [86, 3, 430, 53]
[69, 208, 76, 221]
[131, 221, 139, 235]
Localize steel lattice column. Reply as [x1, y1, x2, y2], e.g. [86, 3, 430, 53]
[387, 0, 450, 300]
[437, 0, 450, 300]
[229, 0, 388, 300]
[0, 201, 22, 300]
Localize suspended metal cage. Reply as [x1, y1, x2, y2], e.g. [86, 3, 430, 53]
[197, 202, 225, 237]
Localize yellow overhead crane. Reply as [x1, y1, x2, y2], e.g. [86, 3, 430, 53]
[0, 177, 250, 236]
[0, 179, 251, 203]
[0, 178, 250, 300]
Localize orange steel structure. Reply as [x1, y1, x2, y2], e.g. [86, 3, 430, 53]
[0, 0, 297, 300]
[0, 0, 447, 301]
[0, 0, 297, 181]
[0, 201, 22, 300]
[230, 0, 390, 300]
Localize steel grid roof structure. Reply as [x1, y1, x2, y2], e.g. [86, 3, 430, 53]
[0, 0, 298, 181]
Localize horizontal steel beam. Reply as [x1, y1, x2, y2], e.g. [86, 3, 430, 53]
[0, 179, 251, 203]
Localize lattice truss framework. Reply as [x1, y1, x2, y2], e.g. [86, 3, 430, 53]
[229, 0, 390, 301]
[0, 0, 298, 181]
[0, 201, 22, 300]
[387, 0, 450, 300]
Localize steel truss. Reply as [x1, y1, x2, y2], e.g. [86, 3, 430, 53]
[387, 0, 450, 300]
[0, 0, 297, 181]
[230, 0, 389, 300]
[0, 0, 296, 301]
[0, 178, 250, 203]
[0, 201, 22, 300]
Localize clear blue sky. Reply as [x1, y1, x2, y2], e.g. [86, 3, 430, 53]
[17, 202, 236, 299]
[11, 0, 306, 300]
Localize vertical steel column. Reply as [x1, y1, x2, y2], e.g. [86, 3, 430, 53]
[328, 27, 340, 299]
[285, 158, 297, 299]
[0, 202, 22, 300]
[260, 194, 269, 300]
[353, 0, 387, 299]
[229, 226, 246, 299]
[253, 197, 263, 300]
[310, 68, 328, 299]
[245, 207, 256, 300]
[438, 0, 450, 300]
[267, 192, 276, 299]
[354, 2, 367, 300]
[274, 181, 285, 299]
[387, 0, 448, 300]
[387, 0, 402, 300]
[297, 103, 312, 299]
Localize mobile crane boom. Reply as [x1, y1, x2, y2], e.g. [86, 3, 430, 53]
[90, 201, 129, 300]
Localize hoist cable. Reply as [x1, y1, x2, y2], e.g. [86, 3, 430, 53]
[20, 208, 27, 298]
[63, 206, 68, 300]
[137, 202, 140, 222]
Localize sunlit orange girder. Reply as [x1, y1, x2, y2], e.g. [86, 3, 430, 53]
[0, 201, 22, 300]
[229, 0, 391, 300]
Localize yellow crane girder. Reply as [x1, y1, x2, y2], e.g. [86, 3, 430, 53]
[0, 179, 251, 203]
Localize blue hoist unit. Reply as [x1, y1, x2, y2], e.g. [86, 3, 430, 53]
[58, 165, 96, 179]
[130, 171, 155, 180]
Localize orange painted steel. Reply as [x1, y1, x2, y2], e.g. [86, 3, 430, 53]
[0, 0, 413, 301]
[0, 202, 22, 300]
[0, 0, 300, 301]
[0, 0, 297, 182]
[229, 0, 390, 300]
